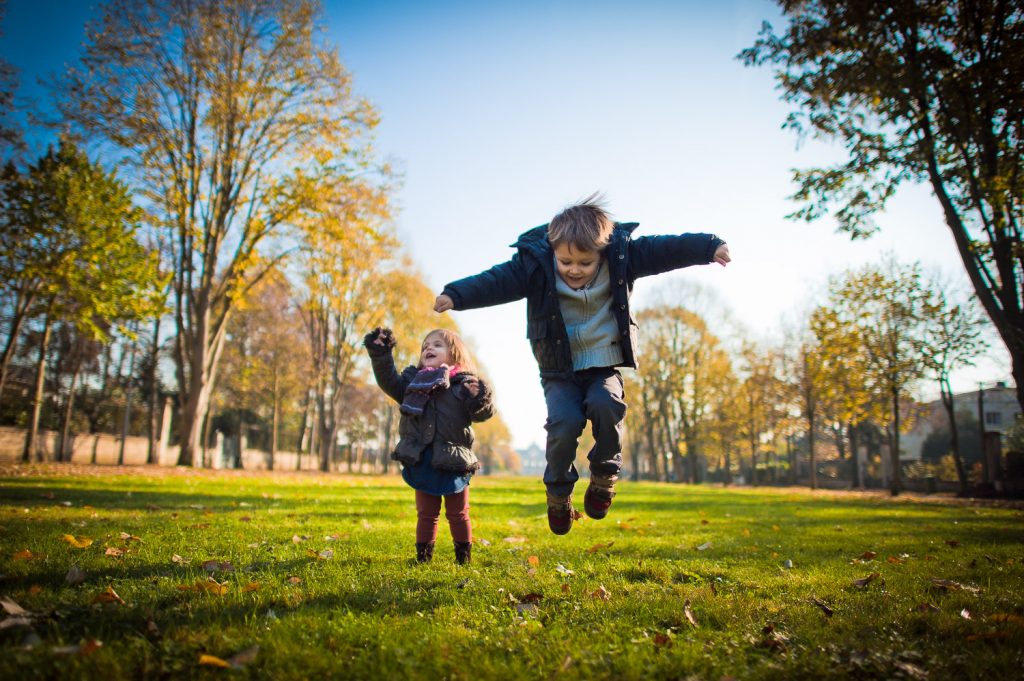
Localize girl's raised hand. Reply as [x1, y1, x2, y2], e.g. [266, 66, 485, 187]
[462, 376, 480, 397]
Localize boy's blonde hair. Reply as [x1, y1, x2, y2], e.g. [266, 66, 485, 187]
[420, 328, 477, 373]
[547, 192, 614, 252]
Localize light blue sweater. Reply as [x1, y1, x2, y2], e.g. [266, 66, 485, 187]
[555, 258, 624, 371]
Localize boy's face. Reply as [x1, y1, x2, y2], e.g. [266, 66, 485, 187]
[553, 243, 601, 290]
[420, 332, 453, 369]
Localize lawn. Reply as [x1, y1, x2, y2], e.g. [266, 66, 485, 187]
[1, 464, 1022, 680]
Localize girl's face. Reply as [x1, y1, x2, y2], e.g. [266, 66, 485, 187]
[553, 243, 601, 290]
[420, 332, 453, 369]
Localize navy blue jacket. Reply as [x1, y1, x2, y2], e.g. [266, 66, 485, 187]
[441, 222, 725, 377]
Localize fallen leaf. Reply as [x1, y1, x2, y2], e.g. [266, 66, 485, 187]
[960, 609, 972, 619]
[527, 555, 539, 566]
[810, 597, 834, 617]
[742, 528, 751, 537]
[199, 654, 231, 668]
[318, 549, 333, 560]
[287, 576, 302, 585]
[0, 615, 33, 631]
[555, 563, 574, 576]
[28, 586, 42, 595]
[695, 541, 712, 552]
[456, 578, 470, 589]
[858, 551, 877, 561]
[202, 560, 235, 573]
[52, 639, 103, 656]
[91, 587, 125, 605]
[886, 555, 905, 564]
[62, 535, 94, 549]
[105, 547, 125, 557]
[239, 517, 252, 523]
[587, 542, 614, 554]
[243, 582, 261, 593]
[12, 549, 39, 561]
[591, 585, 610, 601]
[928, 577, 980, 594]
[700, 519, 709, 525]
[894, 661, 928, 680]
[683, 599, 697, 626]
[653, 632, 672, 648]
[291, 535, 304, 544]
[227, 645, 259, 669]
[561, 583, 570, 594]
[1, 597, 27, 616]
[852, 572, 881, 589]
[477, 538, 491, 547]
[65, 566, 86, 587]
[757, 623, 789, 651]
[503, 536, 526, 544]
[520, 593, 544, 604]
[772, 525, 780, 532]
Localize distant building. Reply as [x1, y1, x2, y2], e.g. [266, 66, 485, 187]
[517, 442, 545, 476]
[902, 382, 1020, 461]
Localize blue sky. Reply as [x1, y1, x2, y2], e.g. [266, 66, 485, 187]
[2, 0, 1011, 448]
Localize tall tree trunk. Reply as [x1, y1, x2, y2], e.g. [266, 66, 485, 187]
[118, 331, 139, 465]
[57, 348, 84, 463]
[147, 316, 162, 464]
[890, 386, 902, 496]
[23, 302, 54, 463]
[808, 411, 817, 490]
[848, 422, 863, 489]
[940, 379, 968, 496]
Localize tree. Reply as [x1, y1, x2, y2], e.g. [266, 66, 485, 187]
[1, 141, 163, 460]
[57, 0, 383, 466]
[825, 258, 935, 494]
[919, 281, 989, 494]
[743, 1, 1024, 412]
[0, 1, 22, 155]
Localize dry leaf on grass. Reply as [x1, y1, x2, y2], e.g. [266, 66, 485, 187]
[592, 585, 610, 601]
[960, 609, 972, 619]
[527, 555, 539, 566]
[62, 535, 93, 549]
[12, 549, 41, 561]
[287, 576, 302, 585]
[105, 547, 125, 557]
[243, 582, 261, 593]
[695, 541, 712, 552]
[1, 597, 27, 616]
[810, 597, 834, 617]
[757, 623, 789, 651]
[91, 586, 125, 605]
[852, 572, 881, 589]
[857, 551, 877, 562]
[199, 654, 231, 668]
[653, 633, 672, 648]
[555, 564, 574, 576]
[66, 566, 86, 586]
[202, 560, 235, 573]
[928, 577, 980, 594]
[52, 639, 103, 656]
[119, 533, 143, 542]
[587, 542, 614, 554]
[503, 536, 526, 544]
[683, 599, 697, 626]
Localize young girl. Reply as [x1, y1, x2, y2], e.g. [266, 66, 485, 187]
[363, 326, 494, 564]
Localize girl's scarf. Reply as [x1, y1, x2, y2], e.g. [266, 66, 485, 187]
[401, 365, 455, 416]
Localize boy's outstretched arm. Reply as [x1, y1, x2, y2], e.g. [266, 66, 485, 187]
[629, 233, 728, 280]
[435, 254, 530, 312]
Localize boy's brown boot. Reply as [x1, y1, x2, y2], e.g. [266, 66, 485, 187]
[547, 491, 576, 535]
[584, 473, 617, 520]
[454, 541, 472, 565]
[415, 541, 435, 563]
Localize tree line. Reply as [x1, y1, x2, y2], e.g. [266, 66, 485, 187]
[0, 0, 518, 473]
[624, 258, 991, 497]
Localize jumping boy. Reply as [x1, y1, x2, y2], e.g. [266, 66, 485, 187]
[434, 194, 730, 535]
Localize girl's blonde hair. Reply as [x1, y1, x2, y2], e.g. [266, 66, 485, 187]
[420, 328, 477, 373]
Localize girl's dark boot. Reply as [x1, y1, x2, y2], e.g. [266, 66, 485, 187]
[454, 541, 472, 565]
[416, 541, 435, 563]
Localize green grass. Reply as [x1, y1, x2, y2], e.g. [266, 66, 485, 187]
[1, 465, 1022, 680]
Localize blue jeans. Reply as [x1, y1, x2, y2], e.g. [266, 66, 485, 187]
[542, 367, 626, 496]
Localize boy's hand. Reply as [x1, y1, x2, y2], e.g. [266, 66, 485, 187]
[434, 294, 454, 313]
[713, 243, 731, 267]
